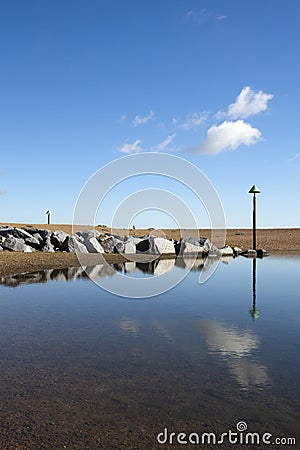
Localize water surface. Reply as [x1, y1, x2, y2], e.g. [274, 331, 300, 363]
[0, 255, 299, 449]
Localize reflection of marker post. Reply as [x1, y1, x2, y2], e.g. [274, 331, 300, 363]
[46, 210, 51, 225]
[248, 185, 261, 250]
[249, 257, 259, 320]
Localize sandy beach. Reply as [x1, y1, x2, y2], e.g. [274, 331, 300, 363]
[0, 223, 299, 277]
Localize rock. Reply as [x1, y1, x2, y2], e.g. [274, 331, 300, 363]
[51, 230, 69, 249]
[2, 236, 33, 252]
[177, 241, 204, 256]
[111, 234, 126, 242]
[114, 237, 136, 254]
[0, 226, 14, 236]
[175, 237, 212, 255]
[98, 235, 115, 253]
[32, 233, 44, 244]
[123, 241, 136, 254]
[11, 228, 41, 248]
[136, 238, 151, 253]
[114, 240, 125, 253]
[84, 237, 105, 253]
[23, 228, 51, 240]
[186, 237, 212, 251]
[41, 237, 55, 252]
[233, 246, 243, 256]
[23, 227, 44, 234]
[130, 236, 143, 245]
[123, 238, 136, 254]
[219, 246, 234, 256]
[61, 236, 88, 253]
[136, 236, 174, 254]
[241, 249, 257, 258]
[76, 229, 100, 240]
[152, 237, 175, 254]
[257, 248, 269, 258]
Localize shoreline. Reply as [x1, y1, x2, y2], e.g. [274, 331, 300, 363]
[1, 224, 299, 277]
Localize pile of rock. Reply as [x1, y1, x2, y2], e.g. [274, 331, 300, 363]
[0, 226, 235, 256]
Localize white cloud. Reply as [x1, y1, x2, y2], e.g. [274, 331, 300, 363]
[117, 114, 127, 124]
[0, 189, 7, 195]
[218, 86, 274, 119]
[118, 139, 143, 154]
[152, 134, 176, 152]
[132, 110, 154, 127]
[179, 112, 208, 130]
[191, 120, 262, 155]
[185, 8, 227, 23]
[288, 152, 300, 162]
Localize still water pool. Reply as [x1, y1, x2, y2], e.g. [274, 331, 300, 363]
[0, 255, 299, 449]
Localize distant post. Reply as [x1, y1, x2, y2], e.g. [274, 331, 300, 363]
[248, 185, 261, 250]
[46, 210, 51, 225]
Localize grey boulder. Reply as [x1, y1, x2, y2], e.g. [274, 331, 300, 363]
[233, 247, 243, 256]
[41, 237, 55, 252]
[175, 237, 211, 255]
[2, 236, 33, 252]
[123, 238, 136, 254]
[257, 248, 269, 258]
[152, 237, 175, 254]
[242, 249, 257, 258]
[13, 228, 41, 248]
[98, 235, 115, 253]
[179, 241, 204, 256]
[51, 230, 69, 249]
[136, 237, 152, 253]
[84, 237, 105, 253]
[219, 246, 234, 256]
[114, 239, 125, 253]
[76, 229, 100, 240]
[61, 236, 88, 253]
[0, 226, 14, 236]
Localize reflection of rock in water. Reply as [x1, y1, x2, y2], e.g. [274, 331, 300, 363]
[0, 258, 177, 287]
[2, 255, 231, 287]
[124, 262, 136, 273]
[0, 271, 53, 287]
[136, 258, 175, 275]
[153, 259, 175, 275]
[221, 256, 233, 264]
[83, 265, 116, 279]
[0, 264, 114, 287]
[196, 319, 270, 389]
[175, 256, 221, 271]
[136, 261, 156, 274]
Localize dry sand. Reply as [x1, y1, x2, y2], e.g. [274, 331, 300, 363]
[0, 223, 299, 277]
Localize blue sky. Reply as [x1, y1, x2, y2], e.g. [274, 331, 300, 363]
[0, 0, 299, 228]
